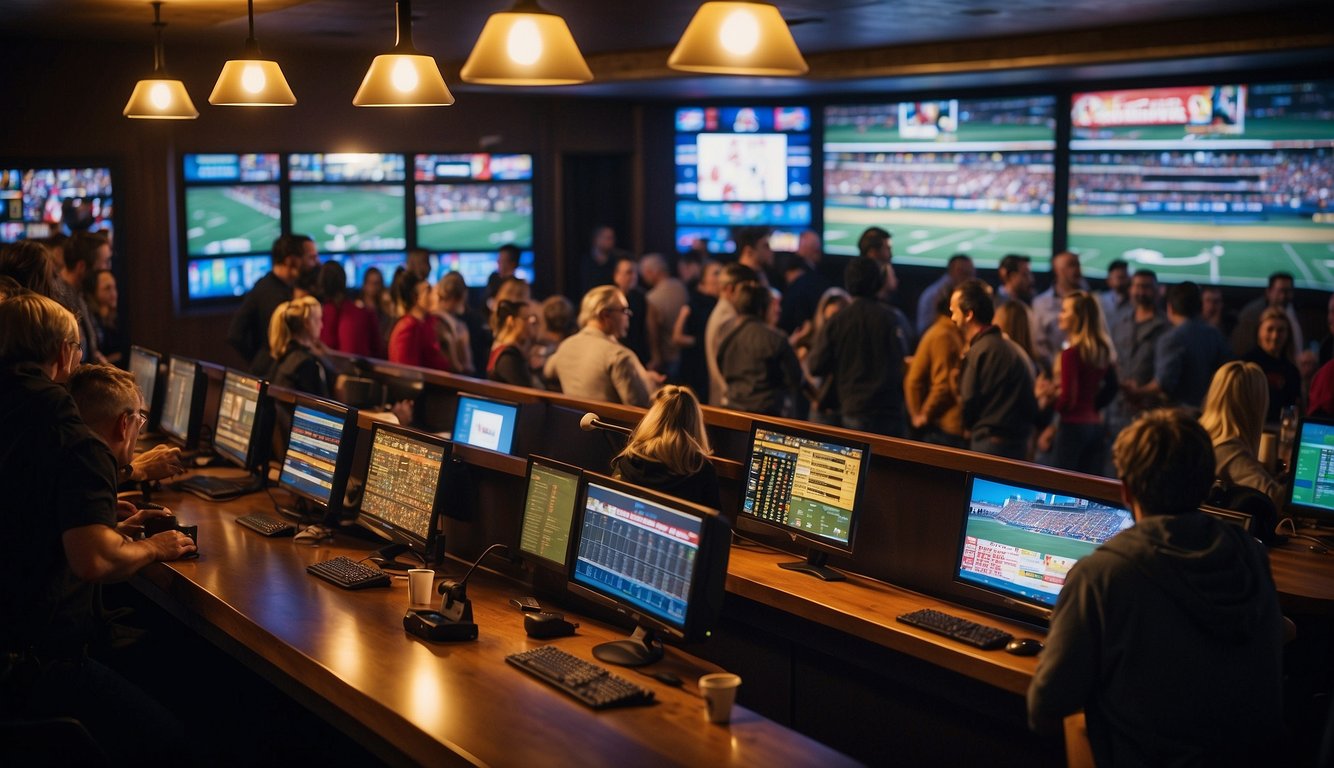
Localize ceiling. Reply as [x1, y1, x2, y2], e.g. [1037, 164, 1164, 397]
[5, 0, 1333, 97]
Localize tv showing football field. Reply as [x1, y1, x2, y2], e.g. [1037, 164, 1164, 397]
[823, 96, 1056, 268]
[1068, 80, 1334, 287]
[185, 185, 281, 256]
[291, 184, 407, 253]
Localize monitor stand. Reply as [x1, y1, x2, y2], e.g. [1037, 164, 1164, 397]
[369, 543, 417, 571]
[592, 625, 663, 668]
[777, 550, 845, 582]
[276, 497, 322, 524]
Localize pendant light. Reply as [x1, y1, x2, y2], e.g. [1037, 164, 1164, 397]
[353, 0, 454, 107]
[123, 2, 199, 119]
[209, 0, 297, 106]
[668, 1, 809, 77]
[460, 0, 592, 86]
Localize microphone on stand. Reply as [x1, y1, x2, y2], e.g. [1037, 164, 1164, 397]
[580, 412, 633, 436]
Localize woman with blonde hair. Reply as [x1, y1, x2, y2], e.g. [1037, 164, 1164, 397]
[1241, 306, 1301, 422]
[1200, 360, 1284, 507]
[1052, 290, 1115, 474]
[610, 385, 719, 510]
[267, 295, 332, 396]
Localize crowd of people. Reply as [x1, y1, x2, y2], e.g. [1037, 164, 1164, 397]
[1, 216, 1325, 764]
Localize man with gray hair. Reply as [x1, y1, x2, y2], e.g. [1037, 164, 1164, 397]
[544, 285, 656, 407]
[640, 253, 688, 378]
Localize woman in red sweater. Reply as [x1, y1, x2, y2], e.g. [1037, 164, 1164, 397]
[388, 272, 452, 371]
[319, 261, 383, 358]
[1053, 290, 1113, 474]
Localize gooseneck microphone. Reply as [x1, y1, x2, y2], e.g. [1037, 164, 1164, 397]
[580, 412, 633, 436]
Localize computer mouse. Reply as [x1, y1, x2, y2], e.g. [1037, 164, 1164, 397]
[1005, 638, 1044, 656]
[650, 671, 683, 687]
[293, 525, 332, 544]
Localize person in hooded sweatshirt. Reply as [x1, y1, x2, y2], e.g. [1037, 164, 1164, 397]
[609, 385, 720, 511]
[1028, 408, 1285, 767]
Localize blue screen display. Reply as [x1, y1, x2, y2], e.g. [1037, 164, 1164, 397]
[187, 255, 273, 299]
[452, 396, 517, 454]
[280, 404, 347, 504]
[573, 482, 704, 631]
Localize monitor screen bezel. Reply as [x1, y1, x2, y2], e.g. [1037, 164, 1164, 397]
[1286, 413, 1334, 525]
[277, 393, 359, 513]
[212, 368, 269, 472]
[516, 455, 585, 573]
[355, 421, 452, 564]
[952, 472, 1131, 624]
[128, 345, 163, 429]
[566, 472, 728, 644]
[159, 354, 208, 449]
[735, 420, 872, 558]
[451, 393, 520, 455]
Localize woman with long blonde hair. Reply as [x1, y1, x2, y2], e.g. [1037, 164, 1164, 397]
[1052, 290, 1114, 474]
[610, 385, 719, 510]
[1200, 360, 1283, 507]
[268, 295, 331, 397]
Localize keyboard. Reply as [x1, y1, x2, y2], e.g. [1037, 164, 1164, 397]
[306, 556, 391, 590]
[896, 608, 1013, 650]
[176, 474, 265, 500]
[506, 646, 655, 710]
[234, 512, 296, 537]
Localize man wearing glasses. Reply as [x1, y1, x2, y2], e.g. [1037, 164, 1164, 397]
[0, 292, 194, 762]
[544, 285, 659, 407]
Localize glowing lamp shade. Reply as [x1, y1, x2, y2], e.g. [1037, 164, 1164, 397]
[210, 59, 297, 106]
[460, 3, 593, 86]
[354, 0, 453, 106]
[668, 1, 809, 76]
[353, 53, 455, 106]
[124, 78, 199, 119]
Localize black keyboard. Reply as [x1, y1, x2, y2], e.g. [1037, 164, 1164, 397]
[506, 646, 655, 710]
[896, 608, 1013, 650]
[234, 512, 296, 537]
[306, 556, 391, 590]
[177, 474, 265, 500]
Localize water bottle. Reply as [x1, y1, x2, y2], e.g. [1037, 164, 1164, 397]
[1278, 405, 1297, 474]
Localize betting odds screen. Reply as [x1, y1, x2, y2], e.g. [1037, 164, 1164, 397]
[519, 461, 580, 567]
[279, 404, 345, 504]
[573, 481, 703, 631]
[741, 426, 865, 548]
[160, 357, 196, 441]
[360, 428, 446, 541]
[1289, 417, 1334, 518]
[957, 476, 1132, 607]
[213, 371, 261, 467]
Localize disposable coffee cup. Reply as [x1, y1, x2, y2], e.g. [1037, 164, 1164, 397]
[699, 672, 741, 724]
[407, 569, 435, 606]
[1259, 433, 1277, 471]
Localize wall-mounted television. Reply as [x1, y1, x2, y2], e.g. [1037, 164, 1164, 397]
[823, 95, 1056, 268]
[414, 153, 534, 253]
[1, 165, 114, 243]
[433, 250, 534, 288]
[289, 153, 407, 255]
[1068, 79, 1334, 287]
[674, 106, 812, 254]
[181, 153, 283, 302]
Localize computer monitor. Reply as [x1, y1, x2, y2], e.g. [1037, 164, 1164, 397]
[356, 422, 451, 568]
[277, 394, 359, 522]
[1287, 414, 1334, 528]
[737, 421, 871, 581]
[212, 369, 270, 474]
[452, 394, 518, 454]
[517, 456, 583, 572]
[955, 474, 1133, 621]
[159, 355, 208, 450]
[129, 345, 162, 429]
[567, 473, 730, 667]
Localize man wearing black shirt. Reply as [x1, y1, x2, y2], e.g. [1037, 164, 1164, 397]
[952, 278, 1038, 459]
[1, 293, 195, 761]
[227, 234, 317, 374]
[807, 257, 906, 437]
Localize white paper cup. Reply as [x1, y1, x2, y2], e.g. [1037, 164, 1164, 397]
[699, 672, 741, 724]
[1259, 432, 1277, 471]
[407, 568, 435, 606]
